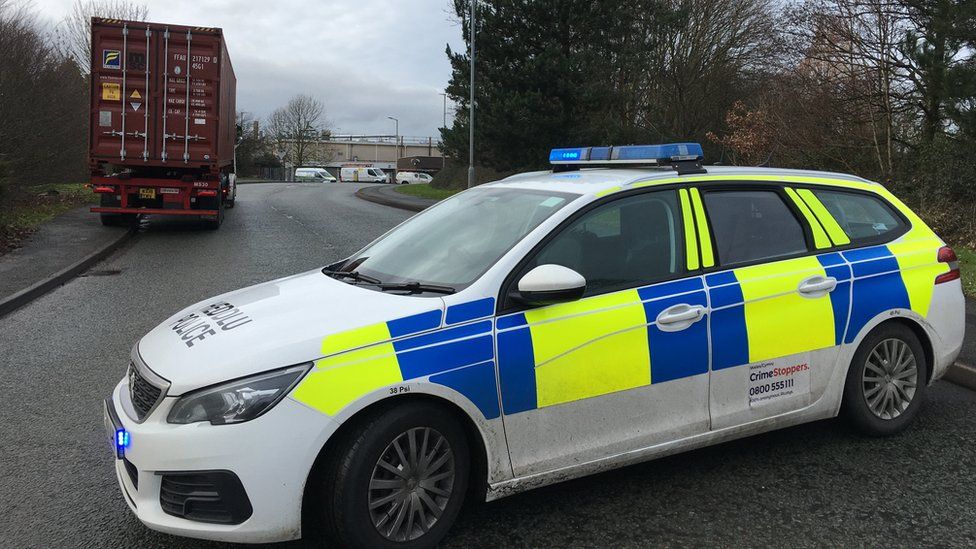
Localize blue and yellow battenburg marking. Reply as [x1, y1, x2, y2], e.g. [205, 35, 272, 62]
[293, 297, 499, 419]
[497, 277, 708, 414]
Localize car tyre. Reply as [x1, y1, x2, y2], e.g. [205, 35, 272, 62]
[316, 401, 470, 549]
[841, 322, 927, 437]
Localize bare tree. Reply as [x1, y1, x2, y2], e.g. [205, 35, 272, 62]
[264, 95, 331, 167]
[58, 0, 148, 72]
[1, 0, 88, 208]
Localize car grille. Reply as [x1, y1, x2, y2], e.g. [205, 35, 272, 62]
[159, 472, 253, 525]
[128, 362, 162, 420]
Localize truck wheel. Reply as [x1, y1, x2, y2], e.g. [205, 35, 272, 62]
[314, 401, 470, 548]
[202, 196, 224, 230]
[225, 188, 236, 209]
[841, 322, 927, 436]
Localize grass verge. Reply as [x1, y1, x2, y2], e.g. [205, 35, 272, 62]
[954, 246, 976, 297]
[0, 183, 94, 255]
[394, 184, 461, 201]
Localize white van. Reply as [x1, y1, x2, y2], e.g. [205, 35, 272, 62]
[294, 167, 336, 183]
[340, 167, 388, 183]
[394, 171, 434, 185]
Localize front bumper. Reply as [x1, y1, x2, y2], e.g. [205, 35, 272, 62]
[105, 380, 338, 543]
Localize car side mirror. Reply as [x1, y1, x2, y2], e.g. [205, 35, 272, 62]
[514, 264, 586, 306]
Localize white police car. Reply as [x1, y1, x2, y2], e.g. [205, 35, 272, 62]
[105, 143, 964, 547]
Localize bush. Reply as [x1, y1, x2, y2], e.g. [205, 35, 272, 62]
[430, 158, 516, 190]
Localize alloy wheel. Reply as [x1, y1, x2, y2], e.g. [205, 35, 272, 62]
[368, 427, 455, 542]
[862, 338, 918, 420]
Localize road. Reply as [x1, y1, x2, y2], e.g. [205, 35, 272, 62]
[2, 182, 976, 548]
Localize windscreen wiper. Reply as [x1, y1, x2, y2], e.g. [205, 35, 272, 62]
[376, 282, 456, 295]
[321, 269, 382, 285]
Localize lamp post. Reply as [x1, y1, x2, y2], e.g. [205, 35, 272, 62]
[387, 116, 399, 167]
[439, 92, 448, 128]
[467, 0, 475, 189]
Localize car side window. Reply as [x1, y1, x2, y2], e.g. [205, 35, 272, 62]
[813, 189, 904, 242]
[525, 190, 685, 297]
[703, 190, 808, 265]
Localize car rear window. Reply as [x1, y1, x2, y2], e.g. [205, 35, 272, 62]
[703, 190, 808, 266]
[812, 190, 905, 242]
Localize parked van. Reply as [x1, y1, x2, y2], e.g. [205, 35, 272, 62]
[294, 167, 336, 182]
[340, 167, 388, 183]
[395, 171, 434, 185]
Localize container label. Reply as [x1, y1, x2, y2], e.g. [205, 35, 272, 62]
[194, 118, 206, 125]
[99, 111, 112, 127]
[102, 49, 120, 69]
[102, 83, 120, 101]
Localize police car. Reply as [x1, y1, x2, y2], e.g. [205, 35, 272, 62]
[105, 143, 964, 547]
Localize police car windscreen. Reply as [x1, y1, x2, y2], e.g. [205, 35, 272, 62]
[347, 188, 578, 290]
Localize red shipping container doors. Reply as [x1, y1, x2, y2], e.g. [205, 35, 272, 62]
[90, 20, 234, 173]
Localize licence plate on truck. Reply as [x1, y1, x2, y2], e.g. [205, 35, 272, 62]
[139, 188, 156, 199]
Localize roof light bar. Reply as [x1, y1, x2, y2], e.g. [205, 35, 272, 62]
[549, 143, 704, 165]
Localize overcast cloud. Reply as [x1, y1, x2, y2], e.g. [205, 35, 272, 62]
[31, 0, 464, 138]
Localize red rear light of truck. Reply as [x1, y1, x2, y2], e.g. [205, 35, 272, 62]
[935, 246, 961, 284]
[197, 190, 218, 198]
[93, 186, 115, 193]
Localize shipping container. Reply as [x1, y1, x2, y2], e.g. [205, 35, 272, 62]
[88, 18, 237, 228]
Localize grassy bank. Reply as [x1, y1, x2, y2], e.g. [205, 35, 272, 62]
[0, 183, 94, 255]
[955, 246, 976, 297]
[394, 184, 461, 201]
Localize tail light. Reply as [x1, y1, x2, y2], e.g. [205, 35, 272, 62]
[93, 186, 115, 194]
[197, 190, 218, 198]
[935, 246, 961, 284]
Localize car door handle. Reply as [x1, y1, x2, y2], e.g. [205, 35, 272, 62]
[656, 304, 706, 331]
[797, 276, 837, 296]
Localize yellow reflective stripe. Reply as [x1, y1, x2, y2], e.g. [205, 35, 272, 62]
[525, 290, 650, 406]
[795, 189, 851, 246]
[292, 323, 402, 415]
[679, 189, 700, 270]
[595, 185, 621, 197]
[689, 188, 714, 267]
[784, 187, 831, 249]
[735, 257, 835, 362]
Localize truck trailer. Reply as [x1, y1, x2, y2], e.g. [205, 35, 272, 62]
[89, 18, 236, 229]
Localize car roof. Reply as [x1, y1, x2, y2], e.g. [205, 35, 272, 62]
[485, 165, 877, 197]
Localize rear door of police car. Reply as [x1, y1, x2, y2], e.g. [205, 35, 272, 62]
[698, 182, 854, 429]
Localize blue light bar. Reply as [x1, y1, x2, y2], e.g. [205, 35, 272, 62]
[549, 143, 703, 165]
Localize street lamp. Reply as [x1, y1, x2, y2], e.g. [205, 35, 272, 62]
[467, 0, 475, 189]
[439, 93, 448, 128]
[387, 116, 399, 165]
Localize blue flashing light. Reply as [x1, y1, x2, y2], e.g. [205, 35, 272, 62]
[549, 147, 588, 162]
[115, 428, 129, 452]
[548, 142, 703, 165]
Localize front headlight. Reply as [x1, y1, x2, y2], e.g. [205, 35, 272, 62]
[167, 363, 312, 425]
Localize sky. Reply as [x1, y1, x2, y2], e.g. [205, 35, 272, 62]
[31, 0, 465, 139]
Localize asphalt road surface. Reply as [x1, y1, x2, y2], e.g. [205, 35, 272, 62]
[2, 182, 976, 548]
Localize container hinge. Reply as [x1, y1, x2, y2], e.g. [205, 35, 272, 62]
[122, 26, 129, 36]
